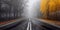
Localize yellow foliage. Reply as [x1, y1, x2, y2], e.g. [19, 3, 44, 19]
[40, 0, 60, 18]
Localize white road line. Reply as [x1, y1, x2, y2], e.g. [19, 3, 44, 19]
[27, 18, 32, 30]
[27, 18, 29, 30]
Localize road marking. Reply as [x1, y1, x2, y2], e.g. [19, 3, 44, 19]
[27, 22, 30, 30]
[29, 18, 32, 30]
[27, 19, 32, 30]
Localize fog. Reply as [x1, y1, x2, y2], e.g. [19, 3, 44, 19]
[23, 0, 40, 18]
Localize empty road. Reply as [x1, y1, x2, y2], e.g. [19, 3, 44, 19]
[0, 18, 60, 30]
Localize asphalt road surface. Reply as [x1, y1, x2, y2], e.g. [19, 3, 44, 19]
[0, 18, 60, 30]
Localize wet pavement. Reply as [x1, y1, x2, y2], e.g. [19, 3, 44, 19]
[0, 18, 60, 30]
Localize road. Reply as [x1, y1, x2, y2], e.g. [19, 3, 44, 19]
[0, 18, 60, 30]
